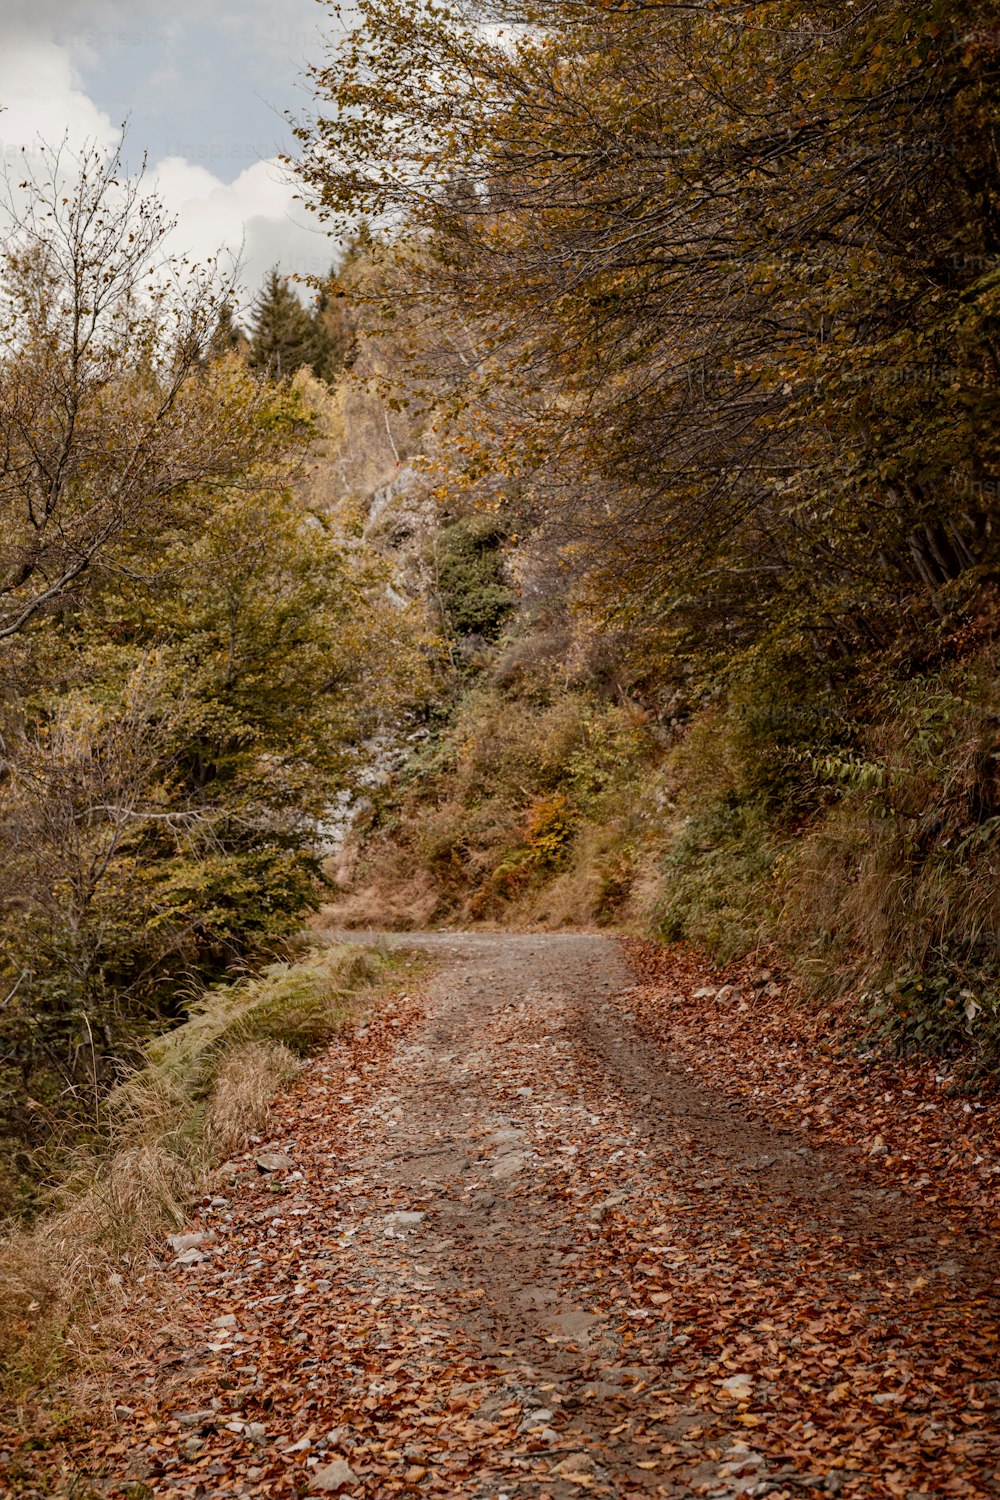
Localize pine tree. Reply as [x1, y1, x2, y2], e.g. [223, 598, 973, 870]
[206, 301, 249, 365]
[248, 269, 333, 380]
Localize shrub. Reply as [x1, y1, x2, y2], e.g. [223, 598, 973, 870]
[656, 800, 782, 961]
[434, 516, 514, 638]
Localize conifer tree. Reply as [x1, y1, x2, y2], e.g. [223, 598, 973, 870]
[208, 300, 249, 361]
[248, 268, 333, 380]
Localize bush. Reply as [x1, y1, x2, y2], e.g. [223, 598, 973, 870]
[434, 516, 514, 638]
[656, 799, 782, 961]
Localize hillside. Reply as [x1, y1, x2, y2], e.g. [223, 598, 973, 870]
[300, 0, 1000, 1086]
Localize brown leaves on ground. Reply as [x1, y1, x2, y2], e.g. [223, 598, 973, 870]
[621, 939, 999, 1231]
[3, 933, 999, 1500]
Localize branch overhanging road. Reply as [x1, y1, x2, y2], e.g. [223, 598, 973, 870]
[53, 932, 1000, 1499]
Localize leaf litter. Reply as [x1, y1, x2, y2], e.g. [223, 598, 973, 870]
[3, 932, 998, 1499]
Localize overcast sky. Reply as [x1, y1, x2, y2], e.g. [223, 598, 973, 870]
[0, 0, 351, 304]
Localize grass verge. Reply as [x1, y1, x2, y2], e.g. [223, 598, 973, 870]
[0, 942, 396, 1405]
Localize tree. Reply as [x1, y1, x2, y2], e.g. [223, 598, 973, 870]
[0, 479, 426, 1148]
[0, 140, 295, 643]
[296, 0, 1000, 674]
[0, 146, 427, 1172]
[248, 267, 335, 381]
[208, 300, 250, 361]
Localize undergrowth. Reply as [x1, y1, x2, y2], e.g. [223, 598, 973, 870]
[333, 606, 1000, 1079]
[0, 942, 394, 1401]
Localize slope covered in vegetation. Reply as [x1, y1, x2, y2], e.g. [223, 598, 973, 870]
[299, 0, 1000, 1077]
[0, 146, 428, 1218]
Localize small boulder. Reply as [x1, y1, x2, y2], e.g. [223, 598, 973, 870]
[492, 1152, 528, 1180]
[383, 1210, 426, 1230]
[167, 1230, 216, 1255]
[720, 1373, 754, 1399]
[178, 1410, 217, 1429]
[869, 1135, 888, 1158]
[311, 1457, 359, 1492]
[520, 1408, 554, 1430]
[174, 1247, 208, 1268]
[555, 1452, 595, 1477]
[256, 1151, 294, 1174]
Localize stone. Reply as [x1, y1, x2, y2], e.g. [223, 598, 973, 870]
[167, 1231, 216, 1254]
[246, 1422, 268, 1446]
[383, 1211, 426, 1229]
[178, 1410, 217, 1428]
[869, 1135, 888, 1158]
[555, 1452, 596, 1477]
[692, 986, 718, 1000]
[311, 1458, 359, 1492]
[715, 985, 742, 1006]
[520, 1409, 554, 1430]
[720, 1373, 754, 1399]
[256, 1151, 294, 1173]
[174, 1247, 208, 1268]
[492, 1152, 528, 1180]
[113, 1404, 134, 1420]
[214, 1314, 238, 1329]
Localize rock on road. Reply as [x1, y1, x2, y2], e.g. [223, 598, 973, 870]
[49, 931, 1000, 1499]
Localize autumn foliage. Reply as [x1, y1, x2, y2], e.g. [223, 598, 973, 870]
[299, 0, 1000, 1064]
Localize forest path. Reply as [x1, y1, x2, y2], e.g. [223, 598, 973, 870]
[55, 931, 999, 1499]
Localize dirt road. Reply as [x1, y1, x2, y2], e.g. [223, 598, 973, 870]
[39, 931, 1000, 1498]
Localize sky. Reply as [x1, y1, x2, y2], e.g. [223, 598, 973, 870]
[0, 0, 353, 304]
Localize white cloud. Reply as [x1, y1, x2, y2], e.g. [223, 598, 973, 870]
[0, 36, 117, 164]
[148, 156, 334, 306]
[0, 3, 340, 308]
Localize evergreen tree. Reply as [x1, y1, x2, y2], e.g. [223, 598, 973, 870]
[248, 268, 333, 380]
[315, 261, 356, 372]
[208, 300, 249, 361]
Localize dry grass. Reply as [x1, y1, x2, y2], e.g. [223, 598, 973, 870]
[201, 1041, 300, 1162]
[0, 943, 393, 1403]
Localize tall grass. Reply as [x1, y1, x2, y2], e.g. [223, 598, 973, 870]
[0, 943, 390, 1400]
